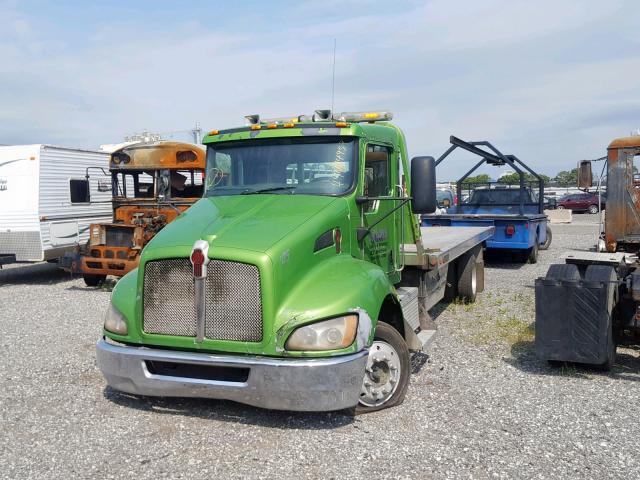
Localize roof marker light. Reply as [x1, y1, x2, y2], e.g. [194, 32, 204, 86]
[335, 121, 348, 128]
[334, 111, 393, 123]
[250, 124, 261, 130]
[267, 123, 278, 129]
[208, 129, 219, 136]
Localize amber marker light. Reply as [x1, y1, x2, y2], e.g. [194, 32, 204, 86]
[250, 125, 261, 130]
[208, 130, 219, 136]
[335, 121, 348, 128]
[267, 123, 278, 129]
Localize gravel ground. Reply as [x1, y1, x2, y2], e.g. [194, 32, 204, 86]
[1, 213, 639, 479]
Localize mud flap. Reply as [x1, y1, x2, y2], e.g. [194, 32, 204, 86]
[535, 274, 614, 365]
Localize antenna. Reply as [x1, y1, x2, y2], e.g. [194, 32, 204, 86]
[331, 38, 336, 113]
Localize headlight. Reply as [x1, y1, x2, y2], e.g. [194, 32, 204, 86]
[104, 303, 128, 335]
[285, 314, 358, 351]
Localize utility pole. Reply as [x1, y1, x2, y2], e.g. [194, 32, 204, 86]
[192, 122, 202, 144]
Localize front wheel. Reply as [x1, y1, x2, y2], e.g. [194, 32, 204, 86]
[588, 204, 599, 214]
[557, 205, 565, 210]
[356, 322, 410, 413]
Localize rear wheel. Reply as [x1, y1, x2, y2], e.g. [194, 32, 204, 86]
[540, 226, 552, 250]
[356, 322, 410, 414]
[83, 274, 106, 287]
[457, 253, 477, 302]
[588, 204, 599, 214]
[527, 240, 539, 264]
[557, 205, 565, 210]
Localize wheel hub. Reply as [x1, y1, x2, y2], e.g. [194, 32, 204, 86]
[359, 341, 401, 407]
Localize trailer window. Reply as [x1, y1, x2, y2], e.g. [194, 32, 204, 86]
[69, 179, 90, 203]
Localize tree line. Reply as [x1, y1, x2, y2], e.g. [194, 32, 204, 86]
[460, 168, 578, 187]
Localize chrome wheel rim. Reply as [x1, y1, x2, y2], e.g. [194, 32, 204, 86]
[471, 263, 477, 295]
[359, 341, 401, 407]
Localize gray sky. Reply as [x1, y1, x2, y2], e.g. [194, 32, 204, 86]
[1, 0, 638, 179]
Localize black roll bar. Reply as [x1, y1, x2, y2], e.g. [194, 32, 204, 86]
[436, 136, 545, 215]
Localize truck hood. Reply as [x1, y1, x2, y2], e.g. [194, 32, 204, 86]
[145, 194, 341, 253]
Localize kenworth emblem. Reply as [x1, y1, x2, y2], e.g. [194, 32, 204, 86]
[190, 240, 210, 342]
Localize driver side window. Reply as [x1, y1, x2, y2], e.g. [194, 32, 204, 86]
[364, 145, 391, 212]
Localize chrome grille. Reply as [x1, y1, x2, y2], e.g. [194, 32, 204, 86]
[142, 258, 263, 342]
[143, 259, 197, 336]
[205, 260, 262, 342]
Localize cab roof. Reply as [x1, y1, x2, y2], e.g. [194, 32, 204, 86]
[110, 141, 205, 170]
[608, 135, 640, 150]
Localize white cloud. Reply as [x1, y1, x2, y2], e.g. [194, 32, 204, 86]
[0, 0, 638, 178]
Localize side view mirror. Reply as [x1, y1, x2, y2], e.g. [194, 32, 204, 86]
[411, 156, 436, 214]
[577, 160, 593, 189]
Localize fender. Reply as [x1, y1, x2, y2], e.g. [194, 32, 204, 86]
[274, 255, 396, 355]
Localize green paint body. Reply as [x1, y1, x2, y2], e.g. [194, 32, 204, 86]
[106, 121, 423, 357]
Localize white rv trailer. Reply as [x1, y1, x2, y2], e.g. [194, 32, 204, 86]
[0, 145, 112, 266]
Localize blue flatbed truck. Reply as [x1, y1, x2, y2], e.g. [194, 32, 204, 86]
[421, 136, 551, 263]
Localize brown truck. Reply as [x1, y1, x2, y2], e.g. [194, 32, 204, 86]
[535, 135, 640, 369]
[62, 141, 205, 286]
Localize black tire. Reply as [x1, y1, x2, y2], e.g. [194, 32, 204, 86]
[540, 225, 552, 250]
[356, 322, 410, 414]
[584, 265, 617, 370]
[83, 274, 106, 287]
[545, 263, 580, 281]
[457, 253, 477, 302]
[588, 204, 599, 215]
[527, 240, 538, 264]
[557, 205, 565, 210]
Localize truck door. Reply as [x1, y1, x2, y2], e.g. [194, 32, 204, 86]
[361, 144, 399, 281]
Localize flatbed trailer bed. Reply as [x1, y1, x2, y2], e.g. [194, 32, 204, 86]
[403, 225, 495, 268]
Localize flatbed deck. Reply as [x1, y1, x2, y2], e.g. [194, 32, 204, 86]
[426, 213, 546, 220]
[403, 226, 494, 268]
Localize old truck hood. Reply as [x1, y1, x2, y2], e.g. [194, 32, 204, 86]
[145, 195, 340, 253]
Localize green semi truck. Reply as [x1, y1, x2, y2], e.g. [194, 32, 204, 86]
[97, 110, 493, 413]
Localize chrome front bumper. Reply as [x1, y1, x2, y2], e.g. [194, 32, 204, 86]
[96, 338, 368, 412]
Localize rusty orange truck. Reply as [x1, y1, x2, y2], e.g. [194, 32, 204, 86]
[61, 141, 205, 286]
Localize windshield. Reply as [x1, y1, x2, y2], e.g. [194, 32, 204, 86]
[204, 137, 356, 196]
[112, 169, 204, 199]
[436, 190, 452, 202]
[468, 189, 534, 205]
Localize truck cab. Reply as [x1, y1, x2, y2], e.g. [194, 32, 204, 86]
[97, 111, 492, 412]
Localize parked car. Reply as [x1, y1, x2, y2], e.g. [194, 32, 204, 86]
[557, 192, 606, 214]
[543, 196, 557, 210]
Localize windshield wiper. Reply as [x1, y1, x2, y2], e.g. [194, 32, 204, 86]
[241, 186, 296, 195]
